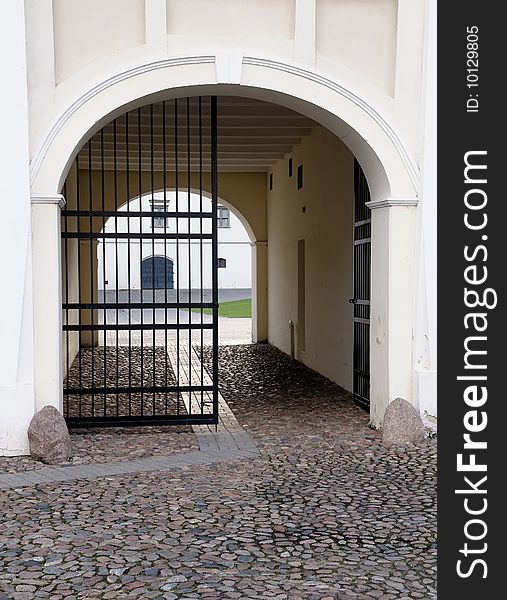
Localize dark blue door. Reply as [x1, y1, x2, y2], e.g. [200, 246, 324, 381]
[141, 256, 174, 289]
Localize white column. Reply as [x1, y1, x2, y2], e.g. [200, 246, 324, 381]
[368, 198, 418, 428]
[393, 0, 426, 150]
[294, 0, 316, 67]
[31, 195, 65, 413]
[413, 0, 437, 424]
[24, 0, 56, 158]
[0, 2, 36, 456]
[145, 0, 167, 50]
[251, 241, 268, 343]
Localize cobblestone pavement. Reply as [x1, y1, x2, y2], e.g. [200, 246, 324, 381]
[65, 347, 182, 420]
[0, 344, 436, 599]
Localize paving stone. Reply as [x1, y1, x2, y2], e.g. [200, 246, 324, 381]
[0, 344, 436, 599]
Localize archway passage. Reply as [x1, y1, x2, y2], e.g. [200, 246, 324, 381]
[62, 96, 220, 427]
[141, 256, 174, 290]
[59, 93, 391, 430]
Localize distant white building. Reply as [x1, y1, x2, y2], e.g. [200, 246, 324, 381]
[97, 192, 251, 291]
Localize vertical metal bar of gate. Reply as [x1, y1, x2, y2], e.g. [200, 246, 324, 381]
[174, 99, 181, 417]
[199, 97, 204, 411]
[352, 158, 371, 409]
[186, 98, 192, 410]
[211, 96, 219, 419]
[150, 104, 156, 416]
[62, 96, 219, 427]
[162, 100, 169, 414]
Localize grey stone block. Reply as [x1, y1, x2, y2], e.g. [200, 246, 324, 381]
[28, 405, 72, 465]
[382, 397, 425, 447]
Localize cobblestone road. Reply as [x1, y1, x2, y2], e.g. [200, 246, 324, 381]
[0, 344, 436, 600]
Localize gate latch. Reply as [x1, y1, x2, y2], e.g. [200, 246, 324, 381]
[348, 298, 357, 304]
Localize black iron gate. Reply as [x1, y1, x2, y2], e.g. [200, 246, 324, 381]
[61, 96, 219, 427]
[351, 159, 371, 409]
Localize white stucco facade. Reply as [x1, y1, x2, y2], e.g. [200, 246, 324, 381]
[0, 0, 437, 455]
[97, 193, 251, 291]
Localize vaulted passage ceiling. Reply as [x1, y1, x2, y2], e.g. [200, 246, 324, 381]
[77, 96, 319, 172]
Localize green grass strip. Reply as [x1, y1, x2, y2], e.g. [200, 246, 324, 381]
[190, 297, 251, 318]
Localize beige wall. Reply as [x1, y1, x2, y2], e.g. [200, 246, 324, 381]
[316, 0, 398, 96]
[267, 127, 354, 391]
[166, 0, 295, 39]
[53, 0, 145, 83]
[61, 237, 80, 374]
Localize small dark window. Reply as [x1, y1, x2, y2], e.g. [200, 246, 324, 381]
[151, 201, 168, 229]
[217, 258, 227, 268]
[297, 164, 303, 190]
[269, 173, 273, 190]
[152, 215, 166, 229]
[288, 158, 293, 177]
[217, 206, 230, 228]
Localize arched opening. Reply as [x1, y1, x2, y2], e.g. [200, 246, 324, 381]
[95, 190, 254, 347]
[32, 66, 418, 428]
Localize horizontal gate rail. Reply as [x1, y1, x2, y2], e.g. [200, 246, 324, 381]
[63, 323, 214, 331]
[65, 385, 214, 395]
[62, 232, 214, 240]
[63, 210, 212, 219]
[63, 302, 214, 310]
[65, 414, 217, 428]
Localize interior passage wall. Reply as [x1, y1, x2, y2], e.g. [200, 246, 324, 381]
[64, 168, 267, 242]
[268, 127, 354, 391]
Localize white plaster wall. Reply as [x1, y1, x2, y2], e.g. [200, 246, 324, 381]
[167, 0, 294, 39]
[32, 202, 64, 412]
[316, 0, 398, 96]
[53, 0, 145, 83]
[268, 127, 354, 391]
[0, 2, 35, 456]
[413, 0, 437, 424]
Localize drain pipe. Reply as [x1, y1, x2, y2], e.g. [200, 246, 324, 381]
[288, 320, 295, 360]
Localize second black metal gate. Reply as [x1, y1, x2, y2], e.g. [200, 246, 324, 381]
[351, 159, 371, 409]
[61, 96, 219, 427]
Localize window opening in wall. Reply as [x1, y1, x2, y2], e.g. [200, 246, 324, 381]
[288, 157, 293, 177]
[297, 239, 306, 351]
[269, 173, 273, 190]
[297, 165, 303, 190]
[150, 199, 168, 229]
[217, 206, 230, 228]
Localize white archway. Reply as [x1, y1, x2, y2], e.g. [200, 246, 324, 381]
[30, 57, 417, 200]
[30, 57, 419, 427]
[97, 186, 258, 322]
